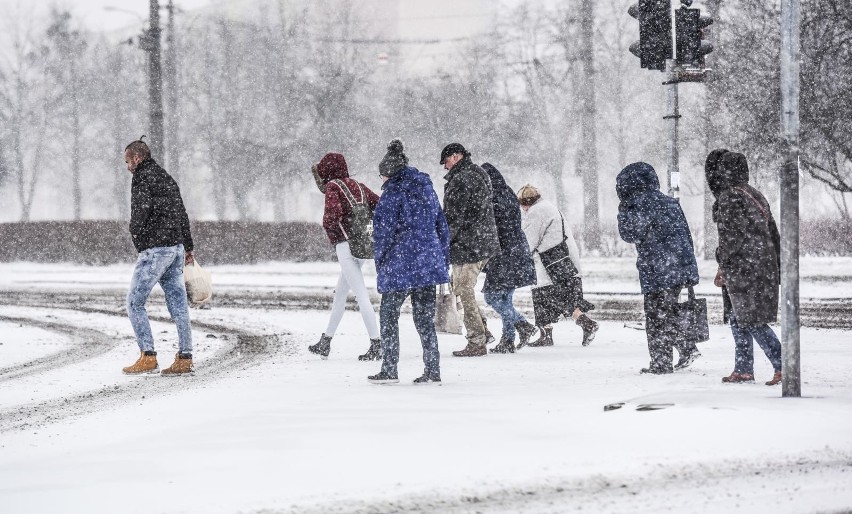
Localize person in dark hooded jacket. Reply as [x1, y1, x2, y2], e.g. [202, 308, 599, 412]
[706, 150, 783, 386]
[616, 162, 701, 374]
[441, 143, 501, 357]
[480, 163, 538, 353]
[308, 152, 383, 361]
[367, 140, 450, 385]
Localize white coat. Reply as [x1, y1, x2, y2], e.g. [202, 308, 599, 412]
[520, 199, 583, 289]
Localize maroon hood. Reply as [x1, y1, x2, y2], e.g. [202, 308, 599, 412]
[317, 153, 349, 181]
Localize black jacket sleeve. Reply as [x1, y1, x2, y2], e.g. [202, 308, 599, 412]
[129, 173, 153, 252]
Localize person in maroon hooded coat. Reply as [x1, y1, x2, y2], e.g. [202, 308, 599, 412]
[308, 152, 382, 361]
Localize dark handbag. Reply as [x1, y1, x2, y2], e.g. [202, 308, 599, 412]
[675, 286, 709, 343]
[537, 216, 579, 285]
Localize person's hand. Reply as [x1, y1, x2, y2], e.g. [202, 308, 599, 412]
[185, 250, 195, 266]
[714, 268, 724, 288]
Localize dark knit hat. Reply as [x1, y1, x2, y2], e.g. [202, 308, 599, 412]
[316, 152, 349, 181]
[439, 143, 468, 164]
[379, 139, 408, 177]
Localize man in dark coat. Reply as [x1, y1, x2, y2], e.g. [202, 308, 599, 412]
[616, 162, 701, 374]
[707, 150, 783, 386]
[122, 138, 196, 376]
[368, 140, 450, 385]
[480, 163, 538, 353]
[441, 143, 501, 357]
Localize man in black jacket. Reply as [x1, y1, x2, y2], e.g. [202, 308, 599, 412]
[122, 139, 196, 376]
[441, 143, 501, 357]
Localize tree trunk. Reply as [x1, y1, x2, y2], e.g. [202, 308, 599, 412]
[71, 58, 82, 220]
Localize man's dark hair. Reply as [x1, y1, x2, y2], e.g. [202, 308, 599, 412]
[125, 136, 151, 160]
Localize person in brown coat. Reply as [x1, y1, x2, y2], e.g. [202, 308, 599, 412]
[706, 150, 783, 386]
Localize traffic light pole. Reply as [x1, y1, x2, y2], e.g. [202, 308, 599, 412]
[148, 0, 164, 160]
[663, 59, 681, 199]
[780, 0, 801, 398]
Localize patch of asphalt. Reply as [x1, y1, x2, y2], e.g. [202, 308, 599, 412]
[0, 316, 117, 384]
[254, 454, 852, 514]
[0, 306, 296, 433]
[1, 289, 849, 329]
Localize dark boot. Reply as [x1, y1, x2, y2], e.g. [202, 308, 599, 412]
[452, 339, 487, 357]
[308, 334, 332, 359]
[514, 320, 538, 350]
[575, 314, 599, 346]
[674, 348, 701, 370]
[489, 336, 515, 354]
[358, 338, 382, 361]
[526, 325, 553, 347]
[482, 317, 496, 345]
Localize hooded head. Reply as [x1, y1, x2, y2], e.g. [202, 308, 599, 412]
[721, 152, 750, 185]
[517, 184, 541, 207]
[316, 152, 349, 182]
[481, 162, 508, 191]
[379, 139, 408, 177]
[616, 162, 660, 202]
[704, 148, 729, 197]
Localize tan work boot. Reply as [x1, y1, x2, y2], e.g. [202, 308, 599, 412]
[122, 352, 159, 375]
[162, 353, 194, 376]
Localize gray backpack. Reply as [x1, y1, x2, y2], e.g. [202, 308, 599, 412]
[332, 179, 374, 259]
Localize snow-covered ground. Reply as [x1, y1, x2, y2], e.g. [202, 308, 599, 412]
[1, 258, 851, 513]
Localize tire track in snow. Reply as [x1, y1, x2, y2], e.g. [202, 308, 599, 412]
[0, 316, 117, 384]
[0, 306, 297, 433]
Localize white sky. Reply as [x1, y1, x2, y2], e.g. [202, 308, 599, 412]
[0, 0, 215, 32]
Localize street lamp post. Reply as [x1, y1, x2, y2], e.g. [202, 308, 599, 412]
[147, 0, 165, 160]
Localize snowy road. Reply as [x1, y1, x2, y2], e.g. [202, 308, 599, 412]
[1, 260, 851, 513]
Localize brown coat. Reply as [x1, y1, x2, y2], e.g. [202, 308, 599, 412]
[713, 182, 781, 327]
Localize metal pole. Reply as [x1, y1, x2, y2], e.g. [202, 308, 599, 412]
[664, 59, 680, 199]
[164, 0, 179, 179]
[780, 0, 801, 397]
[148, 0, 164, 160]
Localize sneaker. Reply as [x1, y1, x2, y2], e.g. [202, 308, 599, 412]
[161, 353, 194, 376]
[413, 374, 442, 385]
[489, 336, 515, 354]
[358, 338, 382, 361]
[721, 372, 755, 383]
[367, 371, 399, 384]
[765, 371, 782, 386]
[674, 350, 701, 370]
[308, 334, 332, 359]
[122, 351, 159, 375]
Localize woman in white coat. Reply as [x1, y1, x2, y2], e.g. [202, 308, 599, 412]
[517, 185, 598, 347]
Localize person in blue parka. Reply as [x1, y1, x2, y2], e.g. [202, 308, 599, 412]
[480, 163, 538, 353]
[616, 162, 701, 374]
[367, 139, 450, 385]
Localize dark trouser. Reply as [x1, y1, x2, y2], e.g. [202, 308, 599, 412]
[643, 286, 697, 371]
[484, 289, 526, 342]
[379, 286, 440, 379]
[730, 314, 783, 374]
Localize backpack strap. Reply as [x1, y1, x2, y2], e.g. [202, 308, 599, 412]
[331, 179, 364, 207]
[733, 185, 769, 221]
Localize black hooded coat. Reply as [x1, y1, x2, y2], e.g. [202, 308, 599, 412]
[480, 163, 536, 292]
[442, 155, 501, 265]
[708, 152, 781, 327]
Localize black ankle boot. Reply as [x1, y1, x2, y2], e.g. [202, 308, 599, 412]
[527, 325, 553, 347]
[358, 338, 382, 361]
[514, 320, 539, 350]
[308, 334, 332, 359]
[489, 336, 515, 354]
[575, 314, 599, 346]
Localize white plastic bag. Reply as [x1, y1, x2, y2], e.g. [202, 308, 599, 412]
[184, 259, 212, 305]
[434, 283, 463, 334]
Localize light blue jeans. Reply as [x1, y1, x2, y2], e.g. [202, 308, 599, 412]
[127, 244, 193, 355]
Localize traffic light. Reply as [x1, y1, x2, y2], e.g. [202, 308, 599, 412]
[628, 0, 673, 72]
[675, 7, 713, 68]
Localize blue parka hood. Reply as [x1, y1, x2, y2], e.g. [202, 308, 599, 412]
[616, 162, 661, 202]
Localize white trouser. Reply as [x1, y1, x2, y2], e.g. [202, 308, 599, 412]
[324, 241, 380, 339]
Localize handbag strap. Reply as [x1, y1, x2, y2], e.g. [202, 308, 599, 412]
[733, 185, 769, 222]
[534, 211, 568, 253]
[688, 285, 696, 302]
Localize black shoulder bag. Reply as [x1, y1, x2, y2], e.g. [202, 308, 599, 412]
[537, 215, 579, 285]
